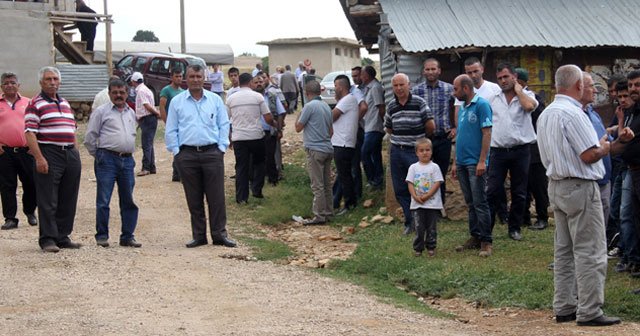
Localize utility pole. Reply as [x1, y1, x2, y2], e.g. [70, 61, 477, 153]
[104, 0, 113, 75]
[180, 0, 186, 53]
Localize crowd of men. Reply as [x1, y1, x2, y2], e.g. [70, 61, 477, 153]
[1, 55, 639, 326]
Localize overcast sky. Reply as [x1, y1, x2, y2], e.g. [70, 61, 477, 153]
[88, 0, 360, 57]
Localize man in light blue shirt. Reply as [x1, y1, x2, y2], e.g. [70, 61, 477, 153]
[165, 64, 235, 249]
[208, 63, 224, 98]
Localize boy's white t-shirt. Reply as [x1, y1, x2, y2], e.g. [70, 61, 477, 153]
[405, 161, 444, 210]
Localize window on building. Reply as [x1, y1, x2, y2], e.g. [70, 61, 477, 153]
[350, 49, 354, 58]
[335, 48, 341, 56]
[344, 48, 348, 57]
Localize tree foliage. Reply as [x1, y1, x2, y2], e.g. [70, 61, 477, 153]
[132, 30, 160, 42]
[361, 57, 374, 66]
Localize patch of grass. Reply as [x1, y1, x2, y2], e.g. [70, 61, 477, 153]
[240, 160, 640, 321]
[243, 237, 293, 261]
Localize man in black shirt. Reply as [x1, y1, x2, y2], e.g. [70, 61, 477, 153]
[75, 0, 98, 51]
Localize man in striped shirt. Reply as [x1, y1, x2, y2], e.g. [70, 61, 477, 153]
[385, 73, 434, 235]
[25, 66, 82, 253]
[538, 65, 626, 326]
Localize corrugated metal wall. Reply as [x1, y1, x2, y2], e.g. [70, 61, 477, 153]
[57, 64, 109, 102]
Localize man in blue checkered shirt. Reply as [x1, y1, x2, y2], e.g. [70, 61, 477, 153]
[411, 58, 458, 207]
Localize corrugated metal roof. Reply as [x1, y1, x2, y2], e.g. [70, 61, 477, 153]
[57, 64, 109, 102]
[378, 0, 640, 52]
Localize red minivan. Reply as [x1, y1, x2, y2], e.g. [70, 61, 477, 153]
[114, 52, 211, 102]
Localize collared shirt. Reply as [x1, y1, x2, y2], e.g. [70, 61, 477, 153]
[160, 85, 185, 112]
[488, 89, 538, 147]
[208, 70, 224, 93]
[226, 87, 270, 141]
[456, 94, 493, 166]
[261, 89, 286, 131]
[0, 93, 30, 147]
[584, 105, 612, 185]
[475, 80, 501, 100]
[537, 94, 604, 181]
[134, 83, 155, 119]
[332, 94, 359, 148]
[165, 89, 230, 155]
[384, 93, 433, 147]
[24, 91, 76, 145]
[299, 97, 333, 154]
[411, 80, 454, 134]
[362, 79, 385, 133]
[84, 102, 137, 156]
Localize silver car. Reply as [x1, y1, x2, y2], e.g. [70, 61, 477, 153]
[320, 71, 353, 108]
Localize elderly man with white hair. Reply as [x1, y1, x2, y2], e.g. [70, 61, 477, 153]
[537, 64, 633, 327]
[384, 73, 434, 235]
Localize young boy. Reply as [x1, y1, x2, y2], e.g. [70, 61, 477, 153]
[405, 138, 444, 257]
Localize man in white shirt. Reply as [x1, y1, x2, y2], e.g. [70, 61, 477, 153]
[130, 72, 160, 176]
[331, 74, 360, 215]
[486, 63, 538, 241]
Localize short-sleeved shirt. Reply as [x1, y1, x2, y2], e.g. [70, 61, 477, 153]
[160, 85, 185, 112]
[475, 80, 501, 100]
[24, 92, 76, 145]
[537, 94, 604, 181]
[488, 89, 538, 147]
[0, 94, 30, 147]
[298, 98, 333, 154]
[384, 93, 433, 147]
[226, 87, 270, 141]
[585, 105, 612, 185]
[332, 94, 359, 148]
[134, 83, 155, 119]
[411, 80, 455, 134]
[456, 94, 493, 166]
[406, 161, 444, 210]
[362, 79, 385, 133]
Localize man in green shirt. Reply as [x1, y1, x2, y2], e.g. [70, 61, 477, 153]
[160, 68, 185, 182]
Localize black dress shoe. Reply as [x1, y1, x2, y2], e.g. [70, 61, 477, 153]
[252, 193, 264, 199]
[1, 219, 18, 230]
[577, 315, 621, 326]
[186, 239, 208, 248]
[119, 239, 142, 248]
[57, 241, 82, 249]
[529, 219, 548, 230]
[27, 213, 38, 226]
[402, 226, 414, 235]
[212, 237, 237, 248]
[555, 312, 576, 323]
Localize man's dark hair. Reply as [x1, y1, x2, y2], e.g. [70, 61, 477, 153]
[171, 68, 183, 76]
[608, 74, 626, 87]
[459, 76, 474, 91]
[334, 74, 351, 89]
[496, 62, 516, 74]
[228, 67, 239, 75]
[464, 57, 482, 67]
[187, 64, 204, 74]
[285, 65, 291, 71]
[108, 78, 127, 91]
[363, 65, 377, 78]
[423, 57, 440, 68]
[351, 66, 362, 72]
[305, 80, 321, 95]
[309, 68, 316, 75]
[239, 73, 253, 86]
[627, 70, 640, 81]
[615, 80, 628, 92]
[1, 72, 17, 83]
[256, 71, 265, 77]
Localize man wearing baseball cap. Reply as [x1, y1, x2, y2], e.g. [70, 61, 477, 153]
[129, 72, 160, 176]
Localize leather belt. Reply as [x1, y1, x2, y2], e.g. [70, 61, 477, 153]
[490, 144, 528, 152]
[41, 144, 74, 150]
[392, 144, 414, 150]
[2, 146, 29, 153]
[100, 148, 132, 157]
[180, 144, 217, 152]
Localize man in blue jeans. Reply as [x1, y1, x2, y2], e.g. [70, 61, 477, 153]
[384, 73, 434, 235]
[84, 78, 141, 248]
[451, 75, 493, 257]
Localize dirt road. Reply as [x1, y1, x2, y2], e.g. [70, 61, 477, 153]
[1, 122, 638, 335]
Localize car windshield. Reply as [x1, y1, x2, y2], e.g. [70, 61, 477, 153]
[321, 71, 352, 85]
[185, 57, 206, 68]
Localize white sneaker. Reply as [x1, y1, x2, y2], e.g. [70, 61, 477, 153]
[608, 247, 620, 259]
[292, 215, 304, 224]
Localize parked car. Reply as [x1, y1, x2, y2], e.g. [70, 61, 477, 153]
[320, 71, 354, 108]
[114, 52, 211, 102]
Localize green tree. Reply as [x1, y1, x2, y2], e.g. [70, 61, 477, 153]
[132, 30, 160, 42]
[239, 52, 257, 57]
[261, 56, 269, 74]
[361, 57, 374, 66]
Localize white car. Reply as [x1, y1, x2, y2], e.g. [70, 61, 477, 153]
[320, 71, 354, 108]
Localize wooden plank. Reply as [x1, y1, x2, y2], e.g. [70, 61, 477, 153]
[349, 4, 381, 17]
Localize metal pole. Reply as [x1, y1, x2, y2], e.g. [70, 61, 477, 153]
[104, 0, 113, 75]
[180, 0, 186, 53]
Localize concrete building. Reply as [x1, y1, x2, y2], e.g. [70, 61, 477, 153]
[258, 37, 362, 77]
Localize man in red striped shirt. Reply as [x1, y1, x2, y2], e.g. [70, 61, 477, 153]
[0, 72, 37, 230]
[25, 66, 82, 253]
